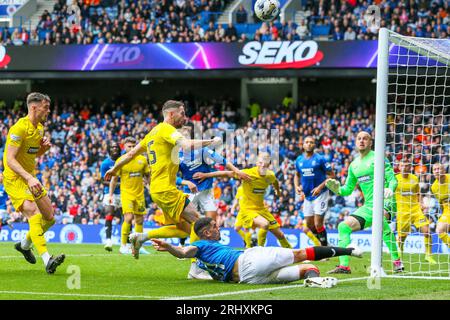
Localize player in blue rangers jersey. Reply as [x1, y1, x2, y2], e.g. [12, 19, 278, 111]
[177, 126, 249, 221]
[100, 141, 122, 252]
[0, 172, 13, 230]
[294, 136, 335, 246]
[151, 217, 362, 287]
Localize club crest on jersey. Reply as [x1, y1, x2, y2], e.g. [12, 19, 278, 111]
[27, 147, 39, 154]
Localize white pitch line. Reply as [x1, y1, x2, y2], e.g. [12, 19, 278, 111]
[164, 276, 370, 300]
[0, 290, 162, 300]
[0, 254, 119, 259]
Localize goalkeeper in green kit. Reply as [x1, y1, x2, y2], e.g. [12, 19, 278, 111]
[326, 131, 404, 274]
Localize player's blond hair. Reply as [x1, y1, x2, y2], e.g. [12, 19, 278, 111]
[123, 136, 137, 145]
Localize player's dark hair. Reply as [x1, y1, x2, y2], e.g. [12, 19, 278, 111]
[194, 217, 214, 238]
[162, 100, 184, 113]
[27, 92, 51, 107]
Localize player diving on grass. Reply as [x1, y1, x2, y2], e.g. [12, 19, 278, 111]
[4, 92, 65, 274]
[105, 100, 249, 279]
[395, 160, 436, 264]
[325, 131, 403, 274]
[194, 152, 292, 249]
[294, 136, 335, 246]
[151, 217, 363, 286]
[176, 124, 249, 222]
[109, 136, 150, 255]
[431, 163, 450, 248]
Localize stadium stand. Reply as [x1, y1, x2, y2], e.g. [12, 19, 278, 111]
[0, 0, 448, 45]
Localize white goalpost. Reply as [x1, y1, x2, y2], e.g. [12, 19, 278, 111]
[372, 28, 450, 280]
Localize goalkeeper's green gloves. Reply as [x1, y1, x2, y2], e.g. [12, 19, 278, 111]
[326, 179, 341, 195]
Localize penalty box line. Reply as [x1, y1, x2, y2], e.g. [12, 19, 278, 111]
[164, 276, 370, 300]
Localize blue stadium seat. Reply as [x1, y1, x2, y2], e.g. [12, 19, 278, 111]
[235, 23, 248, 35]
[311, 24, 330, 36]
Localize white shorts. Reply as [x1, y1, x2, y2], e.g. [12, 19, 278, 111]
[238, 247, 294, 284]
[0, 209, 8, 220]
[188, 189, 216, 213]
[102, 194, 122, 208]
[303, 190, 329, 217]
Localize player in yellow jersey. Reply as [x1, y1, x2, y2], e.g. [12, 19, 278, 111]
[109, 137, 150, 255]
[431, 163, 450, 247]
[395, 161, 436, 264]
[194, 153, 292, 249]
[231, 185, 254, 248]
[3, 92, 65, 274]
[105, 100, 249, 279]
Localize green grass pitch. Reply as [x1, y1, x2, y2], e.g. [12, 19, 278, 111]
[0, 242, 449, 300]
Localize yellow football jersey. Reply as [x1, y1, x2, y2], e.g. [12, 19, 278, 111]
[235, 186, 243, 202]
[239, 167, 276, 210]
[139, 122, 183, 193]
[117, 154, 149, 198]
[431, 174, 450, 209]
[3, 116, 44, 180]
[395, 173, 421, 212]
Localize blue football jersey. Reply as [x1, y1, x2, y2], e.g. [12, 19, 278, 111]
[192, 240, 243, 282]
[295, 153, 331, 201]
[179, 147, 226, 193]
[0, 185, 8, 210]
[100, 157, 120, 195]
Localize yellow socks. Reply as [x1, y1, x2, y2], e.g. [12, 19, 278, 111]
[306, 230, 321, 246]
[244, 232, 252, 248]
[147, 225, 189, 239]
[279, 237, 292, 248]
[121, 221, 131, 246]
[424, 235, 432, 256]
[237, 229, 246, 241]
[135, 223, 143, 233]
[27, 214, 47, 256]
[439, 233, 450, 246]
[258, 229, 268, 246]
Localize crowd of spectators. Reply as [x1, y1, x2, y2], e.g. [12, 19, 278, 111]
[0, 92, 448, 233]
[0, 0, 448, 46]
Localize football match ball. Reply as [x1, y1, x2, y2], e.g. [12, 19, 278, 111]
[254, 0, 280, 22]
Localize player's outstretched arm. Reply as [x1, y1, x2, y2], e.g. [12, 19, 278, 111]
[332, 166, 357, 196]
[151, 239, 198, 258]
[105, 143, 146, 181]
[109, 176, 119, 201]
[193, 170, 234, 182]
[177, 137, 221, 149]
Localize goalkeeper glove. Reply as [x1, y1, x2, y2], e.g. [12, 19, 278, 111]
[326, 179, 341, 195]
[384, 188, 394, 199]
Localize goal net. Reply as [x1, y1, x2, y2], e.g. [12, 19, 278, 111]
[372, 29, 450, 279]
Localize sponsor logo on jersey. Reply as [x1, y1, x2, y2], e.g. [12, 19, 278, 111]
[238, 41, 324, 69]
[401, 191, 414, 196]
[60, 224, 83, 244]
[10, 134, 21, 142]
[252, 188, 266, 194]
[27, 146, 39, 154]
[301, 168, 315, 177]
[129, 172, 142, 177]
[357, 175, 371, 183]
